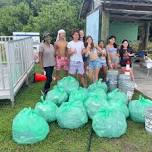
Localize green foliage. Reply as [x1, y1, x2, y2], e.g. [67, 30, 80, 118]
[0, 0, 85, 40]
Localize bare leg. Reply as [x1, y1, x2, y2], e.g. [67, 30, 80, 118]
[84, 62, 87, 76]
[102, 66, 107, 81]
[130, 68, 135, 81]
[95, 68, 100, 82]
[88, 70, 93, 83]
[78, 74, 86, 87]
[56, 70, 61, 81]
[64, 70, 68, 77]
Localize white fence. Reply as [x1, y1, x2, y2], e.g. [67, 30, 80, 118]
[0, 36, 34, 106]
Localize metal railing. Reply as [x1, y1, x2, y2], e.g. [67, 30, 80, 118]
[0, 36, 34, 106]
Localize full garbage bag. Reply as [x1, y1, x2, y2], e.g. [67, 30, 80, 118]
[45, 86, 68, 106]
[129, 96, 152, 123]
[12, 108, 49, 144]
[92, 107, 127, 138]
[88, 79, 108, 93]
[35, 96, 58, 122]
[56, 101, 88, 129]
[69, 87, 88, 103]
[84, 95, 108, 119]
[108, 89, 128, 105]
[108, 99, 129, 118]
[57, 76, 79, 94]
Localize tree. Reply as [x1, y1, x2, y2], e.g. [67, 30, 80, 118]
[0, 0, 85, 38]
[0, 2, 31, 35]
[23, 0, 84, 41]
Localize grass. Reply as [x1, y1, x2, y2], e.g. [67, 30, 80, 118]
[0, 65, 152, 152]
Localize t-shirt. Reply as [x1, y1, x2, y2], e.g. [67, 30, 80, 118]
[119, 47, 133, 65]
[39, 43, 55, 67]
[67, 40, 85, 62]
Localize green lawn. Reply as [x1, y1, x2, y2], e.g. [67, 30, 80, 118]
[0, 66, 152, 152]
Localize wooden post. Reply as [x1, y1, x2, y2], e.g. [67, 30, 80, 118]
[145, 22, 150, 50]
[101, 10, 109, 42]
[139, 22, 150, 50]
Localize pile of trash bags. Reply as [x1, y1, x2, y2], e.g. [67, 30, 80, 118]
[12, 76, 152, 144]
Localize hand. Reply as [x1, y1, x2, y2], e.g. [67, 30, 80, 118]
[43, 70, 46, 76]
[109, 64, 113, 69]
[71, 48, 77, 54]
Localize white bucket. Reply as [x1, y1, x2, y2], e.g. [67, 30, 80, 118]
[145, 107, 152, 134]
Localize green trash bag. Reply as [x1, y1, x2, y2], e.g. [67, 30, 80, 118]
[45, 86, 68, 106]
[56, 101, 88, 129]
[88, 79, 108, 93]
[12, 108, 49, 144]
[108, 89, 128, 105]
[88, 87, 107, 100]
[92, 107, 127, 138]
[57, 76, 79, 94]
[69, 87, 88, 103]
[84, 95, 108, 119]
[108, 99, 129, 118]
[129, 95, 152, 123]
[35, 96, 58, 122]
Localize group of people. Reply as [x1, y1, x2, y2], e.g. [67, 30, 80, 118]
[39, 29, 135, 94]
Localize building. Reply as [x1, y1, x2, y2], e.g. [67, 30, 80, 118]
[80, 0, 152, 49]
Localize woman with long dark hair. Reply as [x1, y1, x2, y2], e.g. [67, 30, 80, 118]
[98, 40, 110, 81]
[83, 36, 101, 82]
[119, 39, 135, 80]
[106, 36, 119, 69]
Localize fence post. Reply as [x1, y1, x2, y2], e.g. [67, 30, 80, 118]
[5, 42, 15, 107]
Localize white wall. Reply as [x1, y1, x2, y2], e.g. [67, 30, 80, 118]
[86, 9, 100, 43]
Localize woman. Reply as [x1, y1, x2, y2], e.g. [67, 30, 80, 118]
[106, 36, 119, 69]
[79, 29, 85, 42]
[98, 40, 110, 81]
[83, 36, 101, 82]
[39, 33, 55, 94]
[119, 39, 135, 81]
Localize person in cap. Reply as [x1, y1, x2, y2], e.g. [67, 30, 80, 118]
[54, 29, 68, 80]
[39, 32, 55, 94]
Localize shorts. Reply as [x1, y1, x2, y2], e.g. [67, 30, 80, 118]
[83, 55, 89, 63]
[120, 62, 132, 68]
[89, 59, 101, 70]
[56, 56, 69, 71]
[111, 56, 119, 64]
[99, 59, 107, 67]
[69, 61, 84, 75]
